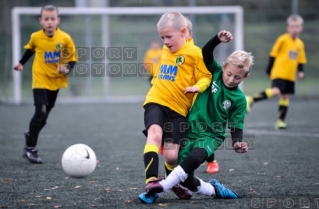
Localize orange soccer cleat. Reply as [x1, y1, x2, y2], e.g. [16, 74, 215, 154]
[206, 160, 219, 174]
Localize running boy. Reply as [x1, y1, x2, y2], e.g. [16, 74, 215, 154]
[246, 14, 306, 129]
[139, 12, 212, 203]
[145, 30, 252, 201]
[14, 5, 77, 164]
[143, 40, 162, 84]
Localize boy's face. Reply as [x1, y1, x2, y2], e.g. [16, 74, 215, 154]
[39, 10, 60, 35]
[287, 20, 303, 39]
[158, 26, 186, 53]
[222, 63, 249, 88]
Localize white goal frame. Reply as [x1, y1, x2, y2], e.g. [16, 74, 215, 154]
[11, 6, 243, 105]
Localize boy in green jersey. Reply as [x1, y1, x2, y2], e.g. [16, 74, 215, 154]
[144, 30, 253, 200]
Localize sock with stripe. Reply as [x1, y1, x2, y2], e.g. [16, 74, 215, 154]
[143, 144, 159, 184]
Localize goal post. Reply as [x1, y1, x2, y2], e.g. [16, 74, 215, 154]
[10, 6, 243, 105]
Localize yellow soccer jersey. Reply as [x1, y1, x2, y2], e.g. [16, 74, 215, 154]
[269, 33, 307, 81]
[24, 28, 77, 90]
[143, 48, 162, 77]
[144, 39, 212, 117]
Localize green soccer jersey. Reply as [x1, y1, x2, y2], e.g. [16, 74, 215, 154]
[186, 59, 246, 141]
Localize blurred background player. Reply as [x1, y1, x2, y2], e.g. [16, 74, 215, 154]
[143, 40, 162, 85]
[139, 12, 212, 204]
[13, 5, 77, 164]
[245, 14, 306, 129]
[184, 16, 219, 174]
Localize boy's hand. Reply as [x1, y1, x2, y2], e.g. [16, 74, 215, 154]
[57, 65, 69, 74]
[14, 63, 23, 71]
[218, 30, 233, 43]
[298, 72, 304, 79]
[233, 142, 248, 153]
[184, 86, 200, 94]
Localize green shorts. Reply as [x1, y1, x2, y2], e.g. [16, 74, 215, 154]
[178, 135, 223, 165]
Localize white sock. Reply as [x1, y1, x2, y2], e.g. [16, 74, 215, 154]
[159, 165, 188, 191]
[195, 178, 216, 197]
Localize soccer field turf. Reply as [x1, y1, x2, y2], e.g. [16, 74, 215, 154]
[1, 97, 318, 208]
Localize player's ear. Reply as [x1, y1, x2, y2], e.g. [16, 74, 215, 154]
[38, 17, 42, 23]
[57, 17, 61, 24]
[181, 27, 187, 36]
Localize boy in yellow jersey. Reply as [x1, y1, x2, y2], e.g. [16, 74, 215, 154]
[139, 12, 212, 204]
[14, 5, 77, 164]
[143, 40, 162, 84]
[246, 14, 306, 129]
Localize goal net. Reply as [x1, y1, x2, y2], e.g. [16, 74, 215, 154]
[9, 6, 243, 105]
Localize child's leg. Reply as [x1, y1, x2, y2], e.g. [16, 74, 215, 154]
[142, 104, 166, 184]
[246, 87, 280, 113]
[144, 124, 162, 184]
[206, 153, 219, 174]
[163, 115, 188, 177]
[278, 94, 289, 121]
[159, 148, 208, 191]
[28, 90, 58, 146]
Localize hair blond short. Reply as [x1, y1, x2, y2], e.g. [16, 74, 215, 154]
[157, 12, 186, 31]
[40, 5, 59, 17]
[224, 51, 254, 74]
[287, 14, 303, 25]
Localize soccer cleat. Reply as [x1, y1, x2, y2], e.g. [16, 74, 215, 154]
[159, 145, 164, 155]
[145, 178, 164, 196]
[245, 96, 254, 113]
[206, 160, 219, 174]
[23, 147, 43, 164]
[171, 184, 192, 200]
[209, 179, 239, 199]
[275, 119, 287, 129]
[139, 192, 159, 204]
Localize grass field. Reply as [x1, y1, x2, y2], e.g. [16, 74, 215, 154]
[0, 97, 319, 208]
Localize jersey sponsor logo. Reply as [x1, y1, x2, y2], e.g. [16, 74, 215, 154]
[222, 100, 231, 110]
[289, 50, 297, 60]
[176, 55, 185, 65]
[211, 81, 219, 93]
[158, 64, 178, 81]
[44, 51, 60, 64]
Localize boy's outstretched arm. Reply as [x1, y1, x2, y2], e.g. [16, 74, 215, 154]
[14, 49, 35, 71]
[202, 30, 232, 66]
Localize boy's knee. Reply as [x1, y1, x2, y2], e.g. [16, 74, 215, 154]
[164, 148, 179, 165]
[272, 87, 281, 95]
[146, 125, 162, 145]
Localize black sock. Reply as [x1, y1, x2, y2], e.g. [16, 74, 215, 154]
[278, 105, 288, 121]
[206, 153, 215, 163]
[253, 91, 268, 102]
[143, 145, 159, 183]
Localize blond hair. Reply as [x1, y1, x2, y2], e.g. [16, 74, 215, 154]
[184, 16, 192, 34]
[287, 14, 303, 25]
[157, 12, 186, 31]
[40, 5, 59, 17]
[224, 51, 254, 74]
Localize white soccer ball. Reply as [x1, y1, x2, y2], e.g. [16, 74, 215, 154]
[61, 144, 97, 178]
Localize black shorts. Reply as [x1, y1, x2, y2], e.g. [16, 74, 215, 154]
[272, 79, 295, 94]
[143, 103, 188, 145]
[33, 89, 59, 108]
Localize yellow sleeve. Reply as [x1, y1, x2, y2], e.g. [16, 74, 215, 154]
[24, 34, 35, 51]
[298, 41, 307, 64]
[194, 77, 211, 92]
[269, 36, 283, 57]
[193, 52, 212, 93]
